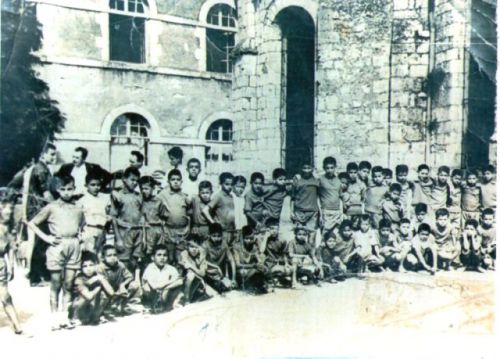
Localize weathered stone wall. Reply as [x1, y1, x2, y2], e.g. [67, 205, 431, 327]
[233, 0, 469, 177]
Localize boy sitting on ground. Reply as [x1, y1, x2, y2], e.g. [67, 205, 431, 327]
[98, 245, 140, 316]
[261, 218, 293, 287]
[288, 226, 323, 287]
[407, 223, 437, 275]
[460, 219, 484, 272]
[377, 219, 411, 272]
[478, 208, 496, 270]
[351, 215, 384, 272]
[201, 223, 236, 293]
[178, 241, 218, 305]
[142, 245, 183, 313]
[71, 251, 114, 326]
[431, 208, 461, 270]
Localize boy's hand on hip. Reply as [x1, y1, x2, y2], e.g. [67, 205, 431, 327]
[48, 236, 61, 246]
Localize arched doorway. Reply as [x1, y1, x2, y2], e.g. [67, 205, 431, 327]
[109, 113, 150, 171]
[275, 6, 315, 176]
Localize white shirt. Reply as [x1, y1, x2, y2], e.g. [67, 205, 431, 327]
[76, 192, 111, 226]
[71, 165, 87, 195]
[183, 174, 205, 199]
[142, 263, 179, 290]
[232, 192, 247, 230]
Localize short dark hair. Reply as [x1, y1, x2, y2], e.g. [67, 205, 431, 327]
[339, 219, 353, 231]
[323, 156, 337, 168]
[75, 147, 88, 160]
[232, 175, 246, 186]
[435, 208, 449, 218]
[242, 225, 254, 237]
[400, 218, 411, 225]
[417, 164, 430, 172]
[395, 164, 409, 175]
[123, 166, 141, 179]
[466, 170, 478, 178]
[347, 162, 358, 172]
[187, 158, 201, 167]
[250, 172, 264, 183]
[272, 168, 287, 179]
[338, 172, 349, 181]
[371, 166, 384, 175]
[378, 219, 392, 229]
[209, 223, 223, 235]
[139, 176, 157, 188]
[168, 146, 183, 159]
[359, 161, 372, 171]
[481, 208, 495, 217]
[389, 183, 402, 193]
[264, 217, 279, 227]
[85, 172, 102, 185]
[199, 180, 212, 191]
[360, 214, 371, 222]
[417, 223, 431, 233]
[152, 244, 168, 255]
[219, 172, 234, 184]
[383, 168, 393, 178]
[101, 244, 116, 256]
[437, 166, 450, 175]
[451, 169, 463, 177]
[81, 250, 98, 264]
[54, 175, 75, 188]
[483, 164, 496, 173]
[42, 143, 56, 153]
[464, 219, 479, 228]
[130, 150, 144, 163]
[168, 169, 182, 180]
[415, 203, 428, 214]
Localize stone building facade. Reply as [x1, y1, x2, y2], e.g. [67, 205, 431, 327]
[33, 0, 238, 178]
[32, 0, 495, 178]
[231, 0, 496, 177]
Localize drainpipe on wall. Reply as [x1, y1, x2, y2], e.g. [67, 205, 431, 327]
[426, 0, 436, 165]
[387, 20, 394, 169]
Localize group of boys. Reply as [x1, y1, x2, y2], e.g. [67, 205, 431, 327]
[22, 153, 497, 330]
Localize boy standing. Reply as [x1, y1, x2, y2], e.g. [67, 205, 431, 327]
[263, 168, 289, 224]
[449, 169, 463, 229]
[157, 169, 192, 265]
[244, 172, 268, 229]
[364, 166, 388, 228]
[77, 173, 110, 254]
[28, 175, 84, 329]
[142, 245, 183, 313]
[139, 176, 166, 260]
[345, 162, 367, 224]
[357, 161, 372, 186]
[291, 163, 320, 244]
[191, 181, 213, 244]
[381, 183, 405, 231]
[412, 164, 434, 211]
[183, 158, 205, 199]
[461, 171, 482, 223]
[71, 251, 114, 325]
[318, 157, 343, 237]
[480, 165, 496, 210]
[203, 172, 236, 246]
[430, 166, 451, 214]
[395, 164, 414, 217]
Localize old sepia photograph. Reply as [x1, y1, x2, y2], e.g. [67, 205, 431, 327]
[0, 0, 497, 358]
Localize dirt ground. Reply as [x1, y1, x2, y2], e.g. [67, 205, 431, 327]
[1, 268, 497, 359]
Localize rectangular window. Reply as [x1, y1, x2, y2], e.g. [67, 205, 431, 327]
[109, 14, 145, 63]
[206, 29, 235, 73]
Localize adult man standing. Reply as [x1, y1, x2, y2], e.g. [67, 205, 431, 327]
[57, 147, 111, 195]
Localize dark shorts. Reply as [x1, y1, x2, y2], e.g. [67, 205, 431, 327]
[0, 258, 7, 285]
[144, 226, 165, 256]
[46, 238, 81, 272]
[116, 227, 143, 262]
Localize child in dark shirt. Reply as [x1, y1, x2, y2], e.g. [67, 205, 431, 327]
[345, 162, 366, 226]
[139, 176, 167, 261]
[460, 219, 483, 271]
[288, 226, 323, 287]
[71, 251, 114, 326]
[461, 171, 482, 223]
[233, 226, 268, 294]
[98, 245, 139, 316]
[191, 181, 213, 244]
[381, 183, 405, 231]
[291, 162, 320, 245]
[261, 218, 293, 287]
[478, 208, 495, 269]
[480, 165, 496, 210]
[411, 203, 432, 235]
[432, 208, 460, 270]
[378, 219, 411, 272]
[202, 223, 236, 293]
[430, 166, 451, 215]
[412, 164, 434, 211]
[318, 157, 343, 238]
[449, 169, 463, 229]
[263, 168, 289, 224]
[364, 166, 388, 228]
[244, 172, 267, 229]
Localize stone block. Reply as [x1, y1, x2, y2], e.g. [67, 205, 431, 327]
[410, 64, 428, 77]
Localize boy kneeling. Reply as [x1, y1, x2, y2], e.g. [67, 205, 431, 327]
[288, 226, 323, 287]
[142, 245, 183, 313]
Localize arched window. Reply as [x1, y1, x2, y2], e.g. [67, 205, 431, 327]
[109, 0, 147, 63]
[110, 113, 150, 170]
[206, 4, 237, 73]
[205, 119, 233, 175]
